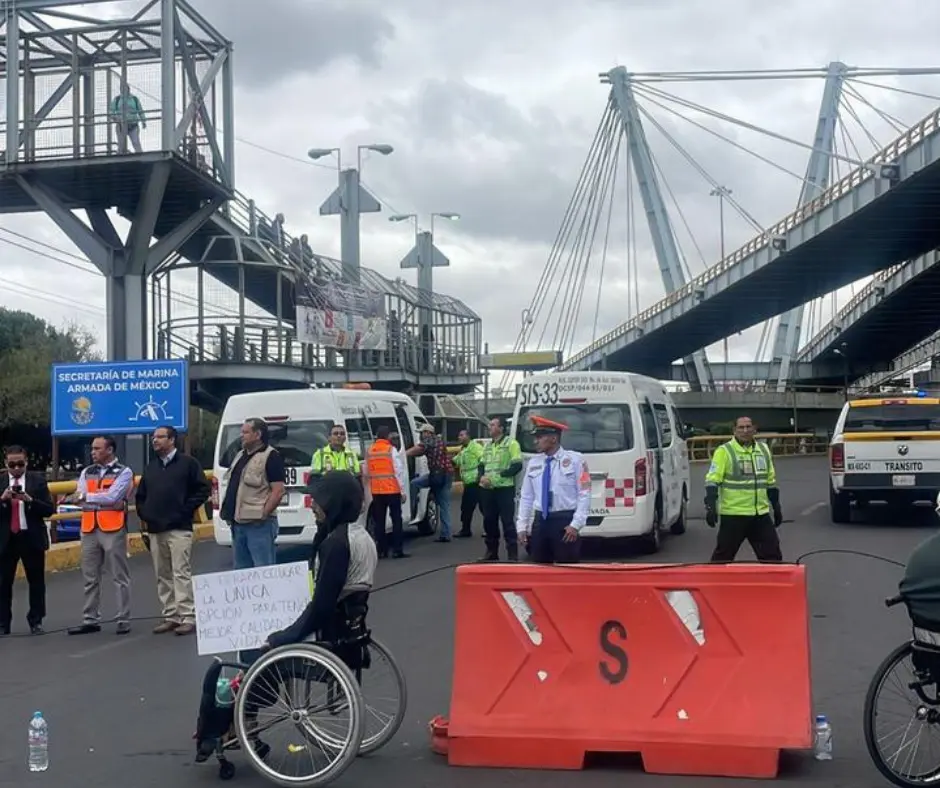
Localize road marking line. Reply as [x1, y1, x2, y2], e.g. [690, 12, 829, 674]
[800, 502, 826, 517]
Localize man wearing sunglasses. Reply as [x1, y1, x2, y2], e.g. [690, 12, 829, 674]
[0, 446, 55, 635]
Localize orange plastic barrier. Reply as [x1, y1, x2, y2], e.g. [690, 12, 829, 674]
[438, 563, 812, 778]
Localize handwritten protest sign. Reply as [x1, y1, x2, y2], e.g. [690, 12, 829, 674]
[194, 561, 311, 656]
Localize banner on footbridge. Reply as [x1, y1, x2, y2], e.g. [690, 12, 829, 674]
[296, 278, 387, 352]
[50, 359, 189, 436]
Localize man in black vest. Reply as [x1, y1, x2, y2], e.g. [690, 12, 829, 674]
[0, 445, 55, 635]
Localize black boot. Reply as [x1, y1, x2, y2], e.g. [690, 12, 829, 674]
[506, 543, 519, 562]
[478, 542, 499, 562]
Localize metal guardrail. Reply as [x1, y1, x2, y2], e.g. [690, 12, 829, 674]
[686, 433, 829, 462]
[564, 105, 940, 368]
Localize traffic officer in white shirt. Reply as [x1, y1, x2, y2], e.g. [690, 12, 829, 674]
[516, 415, 591, 564]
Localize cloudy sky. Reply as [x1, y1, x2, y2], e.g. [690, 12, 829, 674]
[3, 0, 940, 385]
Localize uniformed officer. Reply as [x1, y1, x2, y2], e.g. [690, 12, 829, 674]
[478, 417, 524, 561]
[516, 416, 591, 564]
[704, 416, 784, 563]
[310, 424, 361, 479]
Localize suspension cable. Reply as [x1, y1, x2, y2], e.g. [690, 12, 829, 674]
[634, 82, 867, 169]
[631, 86, 810, 188]
[843, 83, 906, 133]
[497, 100, 619, 392]
[548, 111, 621, 354]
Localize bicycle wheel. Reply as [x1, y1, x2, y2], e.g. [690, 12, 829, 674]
[357, 637, 408, 755]
[234, 644, 364, 788]
[864, 641, 940, 787]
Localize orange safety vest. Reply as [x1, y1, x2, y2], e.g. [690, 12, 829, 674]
[367, 441, 400, 496]
[80, 466, 129, 534]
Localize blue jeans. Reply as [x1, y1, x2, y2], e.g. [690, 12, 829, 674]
[412, 474, 453, 539]
[232, 517, 279, 569]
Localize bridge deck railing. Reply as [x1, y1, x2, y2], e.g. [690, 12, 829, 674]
[565, 104, 940, 369]
[156, 315, 480, 378]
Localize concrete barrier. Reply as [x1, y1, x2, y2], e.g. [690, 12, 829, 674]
[15, 522, 216, 580]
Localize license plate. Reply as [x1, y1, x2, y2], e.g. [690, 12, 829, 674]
[892, 475, 916, 487]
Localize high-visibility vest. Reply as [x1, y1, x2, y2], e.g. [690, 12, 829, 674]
[705, 439, 775, 517]
[366, 441, 400, 496]
[80, 466, 129, 533]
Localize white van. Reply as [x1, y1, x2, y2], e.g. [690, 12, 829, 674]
[510, 371, 691, 553]
[212, 389, 437, 546]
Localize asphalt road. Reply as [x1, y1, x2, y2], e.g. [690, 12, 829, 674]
[1, 456, 936, 788]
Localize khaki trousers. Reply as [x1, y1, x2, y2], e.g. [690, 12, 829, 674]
[150, 529, 195, 625]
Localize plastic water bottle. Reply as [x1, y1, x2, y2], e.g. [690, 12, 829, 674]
[215, 677, 235, 707]
[28, 711, 48, 772]
[813, 714, 832, 761]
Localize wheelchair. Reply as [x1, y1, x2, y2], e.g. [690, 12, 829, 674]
[195, 594, 407, 787]
[864, 593, 940, 787]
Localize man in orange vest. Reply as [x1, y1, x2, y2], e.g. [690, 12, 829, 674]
[366, 425, 408, 559]
[68, 435, 135, 636]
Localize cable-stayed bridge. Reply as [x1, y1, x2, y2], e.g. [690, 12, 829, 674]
[503, 65, 940, 395]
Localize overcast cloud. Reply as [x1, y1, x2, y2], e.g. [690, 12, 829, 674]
[3, 0, 940, 387]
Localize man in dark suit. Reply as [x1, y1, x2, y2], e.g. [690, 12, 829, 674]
[0, 445, 55, 635]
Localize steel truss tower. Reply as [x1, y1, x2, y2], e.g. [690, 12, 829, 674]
[604, 67, 713, 391]
[769, 61, 847, 391]
[0, 0, 233, 467]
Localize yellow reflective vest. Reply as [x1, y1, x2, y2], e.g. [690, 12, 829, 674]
[705, 438, 777, 516]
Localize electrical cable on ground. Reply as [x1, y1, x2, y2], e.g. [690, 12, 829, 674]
[6, 547, 910, 638]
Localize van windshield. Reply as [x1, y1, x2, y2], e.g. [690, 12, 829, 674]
[217, 420, 333, 468]
[844, 403, 940, 432]
[517, 405, 634, 453]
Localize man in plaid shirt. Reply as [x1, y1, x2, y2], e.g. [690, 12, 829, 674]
[406, 424, 454, 542]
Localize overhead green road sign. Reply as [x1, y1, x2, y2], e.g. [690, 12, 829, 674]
[479, 351, 562, 371]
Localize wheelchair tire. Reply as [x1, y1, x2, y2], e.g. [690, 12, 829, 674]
[358, 636, 408, 755]
[864, 641, 940, 788]
[234, 644, 364, 788]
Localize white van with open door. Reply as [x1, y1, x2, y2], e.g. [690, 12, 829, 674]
[510, 371, 691, 553]
[212, 389, 437, 546]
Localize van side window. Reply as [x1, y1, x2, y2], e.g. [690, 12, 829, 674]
[368, 416, 399, 440]
[653, 403, 673, 447]
[393, 405, 415, 450]
[640, 403, 661, 449]
[344, 417, 370, 458]
[670, 405, 686, 440]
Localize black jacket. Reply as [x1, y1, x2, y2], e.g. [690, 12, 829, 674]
[0, 471, 55, 553]
[268, 472, 375, 647]
[135, 452, 210, 534]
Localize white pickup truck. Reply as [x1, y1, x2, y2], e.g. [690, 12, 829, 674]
[829, 393, 940, 523]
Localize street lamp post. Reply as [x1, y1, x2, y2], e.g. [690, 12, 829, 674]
[389, 211, 460, 370]
[308, 143, 394, 285]
[834, 342, 849, 401]
[710, 185, 732, 367]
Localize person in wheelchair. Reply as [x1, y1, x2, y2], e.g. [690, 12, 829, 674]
[898, 493, 940, 643]
[194, 470, 378, 762]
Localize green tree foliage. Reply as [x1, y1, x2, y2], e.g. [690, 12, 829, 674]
[0, 308, 98, 429]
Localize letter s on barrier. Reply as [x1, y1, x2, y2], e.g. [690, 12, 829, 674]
[598, 619, 628, 685]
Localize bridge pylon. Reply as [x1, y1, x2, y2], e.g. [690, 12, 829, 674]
[604, 66, 714, 392]
[0, 0, 233, 466]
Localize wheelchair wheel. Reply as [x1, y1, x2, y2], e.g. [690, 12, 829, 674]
[864, 642, 940, 787]
[233, 644, 364, 788]
[357, 637, 408, 755]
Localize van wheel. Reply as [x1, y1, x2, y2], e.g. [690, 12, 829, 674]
[670, 492, 688, 536]
[416, 497, 438, 537]
[640, 504, 663, 554]
[830, 486, 851, 524]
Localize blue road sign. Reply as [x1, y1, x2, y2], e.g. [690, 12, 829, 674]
[51, 359, 189, 436]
